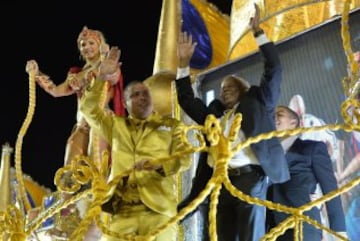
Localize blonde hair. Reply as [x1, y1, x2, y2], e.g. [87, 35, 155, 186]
[77, 26, 108, 60]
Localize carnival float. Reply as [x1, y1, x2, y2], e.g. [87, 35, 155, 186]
[1, 0, 360, 240]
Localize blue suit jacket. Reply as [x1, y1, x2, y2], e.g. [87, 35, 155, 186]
[271, 138, 346, 236]
[175, 41, 289, 185]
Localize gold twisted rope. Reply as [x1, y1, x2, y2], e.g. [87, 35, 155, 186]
[67, 154, 109, 241]
[15, 72, 36, 214]
[341, 0, 359, 99]
[176, 114, 356, 241]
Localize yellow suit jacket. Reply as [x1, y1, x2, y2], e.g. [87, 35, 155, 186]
[80, 80, 191, 217]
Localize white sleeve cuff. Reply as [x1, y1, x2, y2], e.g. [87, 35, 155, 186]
[177, 67, 190, 79]
[256, 34, 270, 46]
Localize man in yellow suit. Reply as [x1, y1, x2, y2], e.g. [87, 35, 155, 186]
[79, 47, 191, 241]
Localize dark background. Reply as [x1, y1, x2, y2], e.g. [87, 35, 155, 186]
[0, 1, 231, 190]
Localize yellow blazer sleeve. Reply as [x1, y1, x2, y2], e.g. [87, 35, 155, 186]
[79, 80, 113, 144]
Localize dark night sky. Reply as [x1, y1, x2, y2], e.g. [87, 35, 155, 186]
[0, 1, 231, 190]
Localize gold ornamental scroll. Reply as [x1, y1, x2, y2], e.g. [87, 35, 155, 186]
[228, 0, 360, 60]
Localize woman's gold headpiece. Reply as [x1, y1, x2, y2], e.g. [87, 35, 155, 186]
[77, 26, 102, 46]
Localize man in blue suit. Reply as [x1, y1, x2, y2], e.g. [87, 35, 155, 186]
[175, 4, 289, 241]
[271, 105, 348, 241]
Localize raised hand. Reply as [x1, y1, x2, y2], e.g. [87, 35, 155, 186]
[249, 3, 261, 32]
[25, 60, 39, 76]
[177, 31, 197, 68]
[26, 59, 55, 91]
[99, 46, 121, 81]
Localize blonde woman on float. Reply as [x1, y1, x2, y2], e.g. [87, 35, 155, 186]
[25, 26, 125, 240]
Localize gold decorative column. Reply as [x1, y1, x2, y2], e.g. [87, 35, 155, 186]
[0, 143, 13, 241]
[153, 0, 181, 74]
[149, 0, 181, 119]
[0, 143, 13, 212]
